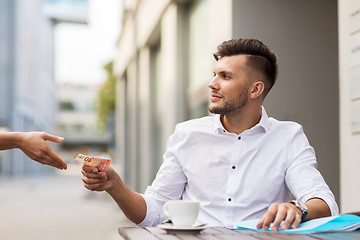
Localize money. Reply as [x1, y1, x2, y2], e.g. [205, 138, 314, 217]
[73, 153, 111, 172]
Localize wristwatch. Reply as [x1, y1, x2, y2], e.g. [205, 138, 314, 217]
[289, 200, 308, 221]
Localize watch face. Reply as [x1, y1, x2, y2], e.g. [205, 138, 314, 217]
[290, 200, 308, 221]
[297, 200, 308, 211]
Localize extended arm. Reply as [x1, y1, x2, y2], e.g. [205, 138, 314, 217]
[82, 165, 147, 224]
[0, 132, 67, 170]
[81, 127, 190, 225]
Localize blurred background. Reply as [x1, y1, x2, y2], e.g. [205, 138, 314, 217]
[0, 0, 359, 239]
[0, 0, 128, 239]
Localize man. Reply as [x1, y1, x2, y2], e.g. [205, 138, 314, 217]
[0, 131, 67, 170]
[81, 38, 338, 231]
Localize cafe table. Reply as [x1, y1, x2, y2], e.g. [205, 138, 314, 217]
[118, 226, 360, 240]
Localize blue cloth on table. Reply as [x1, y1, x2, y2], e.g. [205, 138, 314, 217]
[230, 214, 360, 234]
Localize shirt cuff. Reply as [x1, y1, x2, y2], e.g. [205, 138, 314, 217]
[137, 194, 165, 227]
[301, 194, 339, 216]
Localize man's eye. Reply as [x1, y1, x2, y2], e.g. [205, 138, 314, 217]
[224, 75, 230, 79]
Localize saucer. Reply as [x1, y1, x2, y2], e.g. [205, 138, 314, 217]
[158, 224, 208, 234]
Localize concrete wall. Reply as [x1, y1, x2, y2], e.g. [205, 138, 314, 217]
[232, 0, 340, 206]
[338, 0, 360, 213]
[114, 0, 233, 192]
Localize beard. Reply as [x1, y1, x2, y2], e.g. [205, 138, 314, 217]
[209, 88, 249, 115]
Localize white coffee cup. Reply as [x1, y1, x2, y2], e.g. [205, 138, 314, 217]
[163, 200, 200, 227]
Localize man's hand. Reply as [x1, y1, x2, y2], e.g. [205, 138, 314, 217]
[81, 165, 147, 224]
[18, 132, 67, 170]
[256, 202, 303, 231]
[81, 165, 118, 192]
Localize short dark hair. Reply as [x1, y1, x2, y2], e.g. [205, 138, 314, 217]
[213, 38, 278, 95]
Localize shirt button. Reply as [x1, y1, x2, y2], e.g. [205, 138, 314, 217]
[238, 136, 241, 140]
[228, 198, 232, 202]
[232, 166, 236, 169]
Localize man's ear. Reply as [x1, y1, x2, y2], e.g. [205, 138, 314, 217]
[250, 81, 265, 99]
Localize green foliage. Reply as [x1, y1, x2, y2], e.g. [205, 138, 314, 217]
[96, 61, 116, 130]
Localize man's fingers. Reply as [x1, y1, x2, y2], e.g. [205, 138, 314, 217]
[256, 216, 265, 229]
[83, 182, 107, 191]
[82, 175, 106, 184]
[259, 203, 304, 232]
[82, 164, 99, 173]
[271, 206, 287, 231]
[261, 204, 278, 231]
[280, 205, 301, 230]
[291, 213, 302, 229]
[43, 133, 64, 143]
[283, 213, 300, 230]
[81, 169, 106, 179]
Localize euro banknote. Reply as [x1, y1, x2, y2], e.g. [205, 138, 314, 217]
[73, 153, 111, 172]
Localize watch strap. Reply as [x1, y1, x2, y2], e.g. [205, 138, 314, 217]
[289, 200, 308, 222]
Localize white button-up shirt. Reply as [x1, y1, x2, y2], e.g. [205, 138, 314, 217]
[139, 107, 339, 226]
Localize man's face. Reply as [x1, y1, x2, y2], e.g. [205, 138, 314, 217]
[208, 54, 253, 115]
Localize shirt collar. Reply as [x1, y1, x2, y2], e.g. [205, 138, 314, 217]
[214, 115, 225, 134]
[213, 106, 270, 134]
[258, 106, 270, 133]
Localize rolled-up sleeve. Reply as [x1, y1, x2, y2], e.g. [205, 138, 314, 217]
[137, 129, 188, 227]
[137, 193, 166, 226]
[285, 126, 339, 216]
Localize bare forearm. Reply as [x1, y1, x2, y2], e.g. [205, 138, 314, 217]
[304, 198, 331, 221]
[0, 131, 67, 169]
[106, 176, 147, 224]
[0, 132, 23, 150]
[82, 166, 147, 224]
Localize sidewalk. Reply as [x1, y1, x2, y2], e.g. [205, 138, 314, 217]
[0, 164, 134, 240]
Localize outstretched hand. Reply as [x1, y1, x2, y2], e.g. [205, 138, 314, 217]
[18, 132, 67, 170]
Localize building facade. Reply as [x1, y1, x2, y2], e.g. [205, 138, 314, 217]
[0, 0, 88, 175]
[114, 0, 231, 192]
[338, 0, 360, 213]
[114, 0, 342, 210]
[0, 0, 57, 175]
